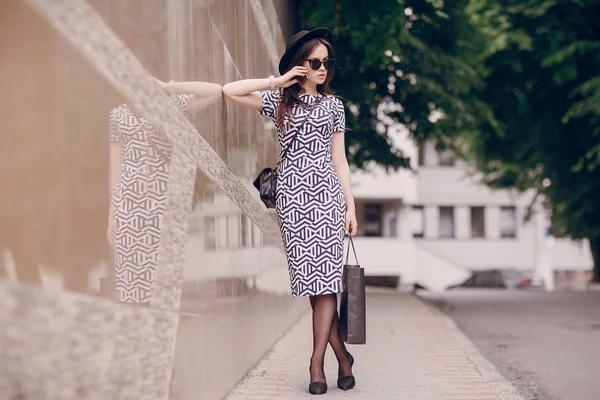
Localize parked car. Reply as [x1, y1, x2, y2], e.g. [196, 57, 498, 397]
[450, 269, 531, 289]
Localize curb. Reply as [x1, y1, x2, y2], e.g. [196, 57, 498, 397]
[418, 295, 526, 400]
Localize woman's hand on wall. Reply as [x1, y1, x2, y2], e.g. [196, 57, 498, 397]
[152, 77, 169, 93]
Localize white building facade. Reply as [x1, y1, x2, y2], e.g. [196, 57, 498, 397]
[350, 125, 594, 291]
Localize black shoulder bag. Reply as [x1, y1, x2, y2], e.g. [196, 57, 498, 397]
[253, 97, 325, 208]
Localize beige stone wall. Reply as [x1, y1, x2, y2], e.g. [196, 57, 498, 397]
[0, 1, 303, 398]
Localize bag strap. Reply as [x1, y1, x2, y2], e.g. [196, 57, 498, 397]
[276, 96, 326, 168]
[345, 236, 359, 265]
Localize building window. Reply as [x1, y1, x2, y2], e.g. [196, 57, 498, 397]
[252, 223, 261, 247]
[470, 207, 485, 238]
[412, 206, 425, 238]
[418, 142, 425, 166]
[227, 214, 239, 248]
[241, 214, 249, 247]
[439, 206, 455, 238]
[437, 148, 455, 166]
[364, 204, 383, 237]
[500, 206, 517, 238]
[203, 216, 216, 251]
[389, 214, 398, 238]
[216, 214, 229, 249]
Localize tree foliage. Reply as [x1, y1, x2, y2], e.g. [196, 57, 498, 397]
[462, 0, 600, 277]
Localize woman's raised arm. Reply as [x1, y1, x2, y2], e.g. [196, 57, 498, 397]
[222, 78, 271, 112]
[222, 66, 308, 111]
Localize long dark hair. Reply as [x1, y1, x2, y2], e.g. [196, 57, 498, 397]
[276, 38, 335, 129]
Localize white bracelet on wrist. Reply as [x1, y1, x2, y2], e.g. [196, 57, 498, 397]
[269, 75, 275, 90]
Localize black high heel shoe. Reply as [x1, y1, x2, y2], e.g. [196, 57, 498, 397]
[308, 364, 327, 395]
[337, 352, 356, 391]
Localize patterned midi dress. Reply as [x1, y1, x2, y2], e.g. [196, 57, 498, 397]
[108, 95, 189, 303]
[260, 90, 347, 296]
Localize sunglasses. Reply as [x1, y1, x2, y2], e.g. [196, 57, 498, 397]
[305, 58, 336, 71]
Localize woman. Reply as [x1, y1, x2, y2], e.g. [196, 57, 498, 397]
[223, 28, 358, 395]
[108, 80, 221, 304]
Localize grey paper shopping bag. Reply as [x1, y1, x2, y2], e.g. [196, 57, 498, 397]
[338, 236, 366, 345]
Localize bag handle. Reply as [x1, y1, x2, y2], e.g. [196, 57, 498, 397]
[276, 95, 327, 169]
[345, 236, 359, 265]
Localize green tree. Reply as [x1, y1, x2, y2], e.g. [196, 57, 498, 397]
[463, 0, 600, 280]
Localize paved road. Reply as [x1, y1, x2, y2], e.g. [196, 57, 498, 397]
[420, 289, 600, 400]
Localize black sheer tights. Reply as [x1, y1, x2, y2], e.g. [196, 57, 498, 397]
[309, 294, 353, 383]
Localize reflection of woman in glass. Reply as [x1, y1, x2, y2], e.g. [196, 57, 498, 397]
[223, 28, 357, 394]
[108, 80, 221, 304]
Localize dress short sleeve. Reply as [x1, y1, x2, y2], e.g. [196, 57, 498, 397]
[109, 108, 120, 142]
[333, 97, 346, 133]
[260, 90, 282, 119]
[173, 94, 190, 116]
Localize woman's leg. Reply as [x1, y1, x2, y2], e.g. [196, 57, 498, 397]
[328, 295, 353, 376]
[309, 294, 336, 382]
[309, 294, 353, 381]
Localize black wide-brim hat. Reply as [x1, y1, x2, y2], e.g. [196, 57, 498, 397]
[278, 28, 334, 75]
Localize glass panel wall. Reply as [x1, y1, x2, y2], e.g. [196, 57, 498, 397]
[0, 1, 302, 398]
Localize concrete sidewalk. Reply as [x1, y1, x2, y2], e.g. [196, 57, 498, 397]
[226, 290, 525, 400]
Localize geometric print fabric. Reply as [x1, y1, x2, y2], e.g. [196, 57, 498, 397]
[109, 95, 189, 303]
[260, 90, 347, 296]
